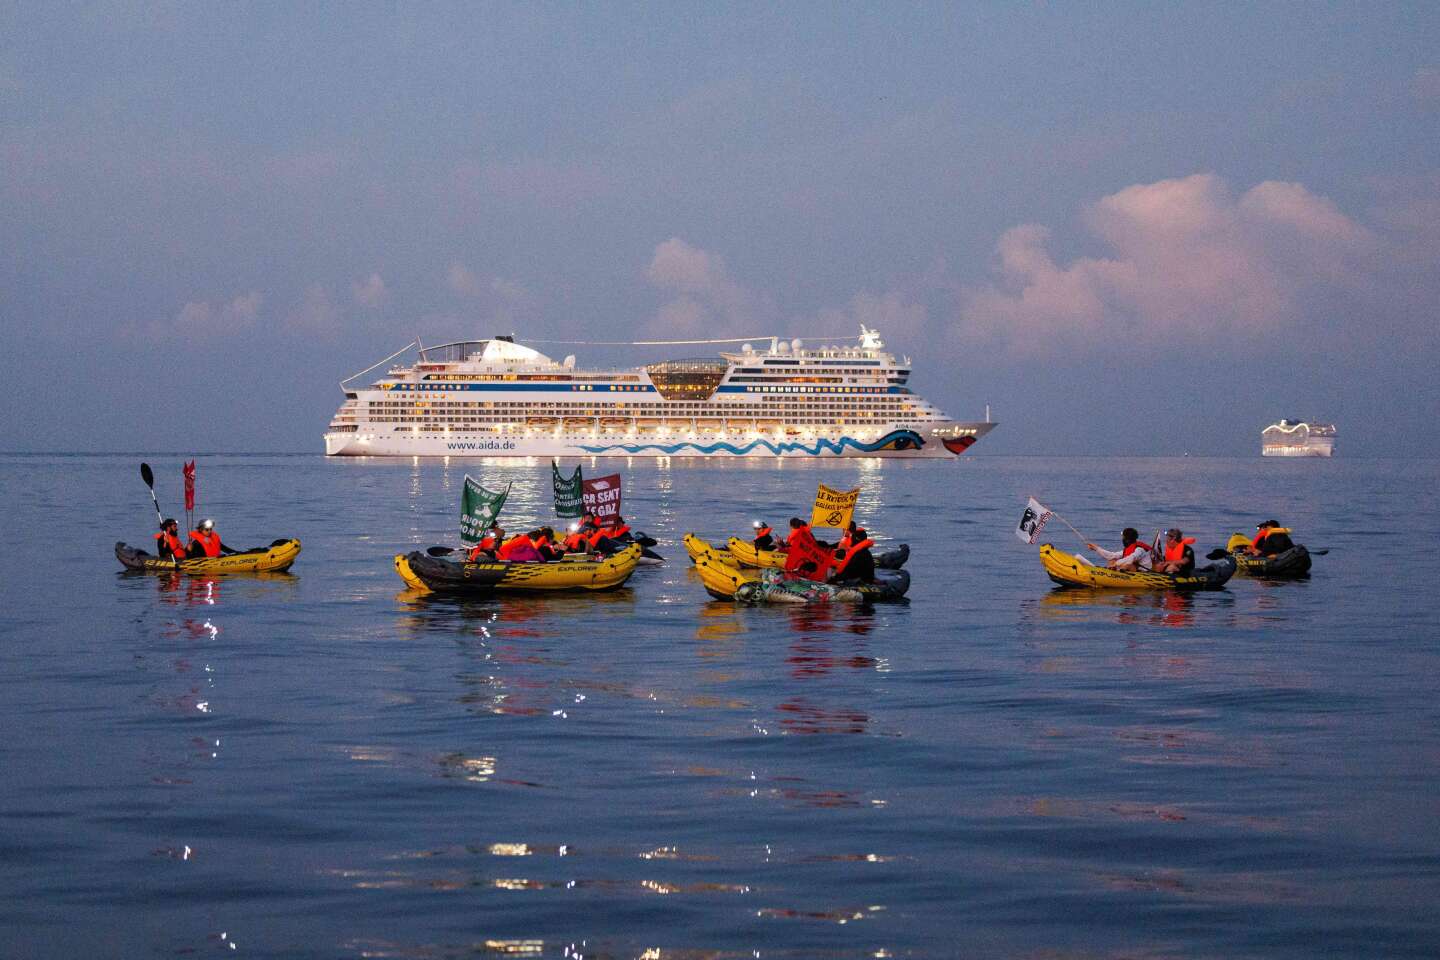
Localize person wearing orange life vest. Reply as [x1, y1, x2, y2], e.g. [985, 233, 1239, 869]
[531, 527, 563, 561]
[467, 525, 504, 563]
[186, 518, 235, 559]
[497, 531, 543, 563]
[1155, 528, 1196, 576]
[1086, 527, 1153, 571]
[154, 518, 187, 563]
[561, 522, 588, 554]
[1246, 520, 1295, 557]
[608, 516, 632, 540]
[836, 520, 859, 552]
[752, 520, 777, 551]
[829, 527, 876, 584]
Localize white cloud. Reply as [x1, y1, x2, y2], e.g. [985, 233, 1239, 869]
[146, 291, 263, 342]
[643, 237, 770, 337]
[955, 173, 1379, 354]
[352, 272, 387, 308]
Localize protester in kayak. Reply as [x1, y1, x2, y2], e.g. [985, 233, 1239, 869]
[497, 530, 544, 563]
[466, 525, 504, 562]
[836, 521, 859, 552]
[830, 526, 876, 584]
[532, 527, 564, 561]
[561, 522, 588, 554]
[154, 518, 187, 563]
[1155, 528, 1196, 576]
[186, 519, 235, 559]
[1086, 528, 1153, 571]
[1246, 520, 1295, 556]
[753, 520, 777, 550]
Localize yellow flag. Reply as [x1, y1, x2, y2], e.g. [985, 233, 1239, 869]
[811, 483, 860, 529]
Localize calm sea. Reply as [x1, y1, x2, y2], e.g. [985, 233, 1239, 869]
[2, 453, 1438, 958]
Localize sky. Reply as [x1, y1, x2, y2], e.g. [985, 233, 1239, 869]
[2, 2, 1437, 455]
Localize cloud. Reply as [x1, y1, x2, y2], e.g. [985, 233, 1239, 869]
[145, 291, 263, 342]
[955, 173, 1380, 354]
[352, 272, 387, 308]
[643, 237, 772, 337]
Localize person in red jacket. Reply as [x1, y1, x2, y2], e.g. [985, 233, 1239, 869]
[154, 518, 186, 563]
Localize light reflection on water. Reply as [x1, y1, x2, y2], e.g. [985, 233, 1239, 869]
[2, 454, 1439, 958]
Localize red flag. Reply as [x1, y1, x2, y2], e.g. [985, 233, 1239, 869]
[183, 461, 196, 512]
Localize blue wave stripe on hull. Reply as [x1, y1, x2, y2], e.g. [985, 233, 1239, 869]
[577, 430, 926, 456]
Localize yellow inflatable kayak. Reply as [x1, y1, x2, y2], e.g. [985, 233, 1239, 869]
[115, 538, 302, 574]
[684, 533, 739, 567]
[1040, 543, 1235, 590]
[395, 542, 641, 595]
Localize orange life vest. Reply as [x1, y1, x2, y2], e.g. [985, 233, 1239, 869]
[1122, 541, 1150, 557]
[585, 528, 608, 549]
[608, 523, 630, 539]
[155, 531, 185, 559]
[1250, 527, 1291, 549]
[563, 532, 586, 552]
[1164, 537, 1196, 563]
[836, 538, 874, 573]
[189, 530, 222, 558]
[497, 535, 530, 561]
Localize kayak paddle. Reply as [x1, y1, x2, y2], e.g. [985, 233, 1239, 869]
[140, 462, 163, 528]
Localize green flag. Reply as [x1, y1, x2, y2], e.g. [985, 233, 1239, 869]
[460, 475, 510, 544]
[552, 460, 583, 518]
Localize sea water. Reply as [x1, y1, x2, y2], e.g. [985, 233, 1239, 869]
[1, 453, 1437, 958]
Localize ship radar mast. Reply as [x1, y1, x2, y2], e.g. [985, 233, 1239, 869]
[859, 324, 884, 351]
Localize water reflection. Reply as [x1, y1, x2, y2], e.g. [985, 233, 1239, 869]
[1035, 588, 1199, 628]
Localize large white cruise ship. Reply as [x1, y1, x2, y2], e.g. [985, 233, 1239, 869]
[1261, 419, 1336, 457]
[324, 326, 995, 458]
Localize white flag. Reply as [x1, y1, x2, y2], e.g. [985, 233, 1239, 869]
[1016, 497, 1053, 545]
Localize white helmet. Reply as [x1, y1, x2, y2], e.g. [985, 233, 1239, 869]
[753, 519, 764, 529]
[199, 518, 214, 531]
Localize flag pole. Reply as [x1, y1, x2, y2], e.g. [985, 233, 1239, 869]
[1050, 511, 1092, 550]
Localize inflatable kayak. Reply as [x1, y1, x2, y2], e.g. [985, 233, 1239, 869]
[694, 554, 910, 604]
[1040, 543, 1235, 590]
[395, 542, 641, 595]
[684, 533, 739, 567]
[1225, 533, 1313, 577]
[115, 538, 301, 574]
[725, 537, 910, 570]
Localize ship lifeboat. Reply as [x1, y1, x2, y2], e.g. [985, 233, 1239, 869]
[526, 416, 558, 427]
[695, 418, 724, 431]
[600, 417, 632, 432]
[563, 417, 594, 429]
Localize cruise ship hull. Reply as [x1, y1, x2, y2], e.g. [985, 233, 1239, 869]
[325, 422, 995, 458]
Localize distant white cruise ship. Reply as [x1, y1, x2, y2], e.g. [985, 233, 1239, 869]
[325, 326, 995, 458]
[1261, 419, 1336, 457]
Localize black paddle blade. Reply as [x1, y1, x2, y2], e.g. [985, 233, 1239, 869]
[141, 462, 155, 487]
[1205, 548, 1230, 561]
[426, 546, 456, 557]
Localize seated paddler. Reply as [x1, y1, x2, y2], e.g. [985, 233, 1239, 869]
[752, 520, 777, 551]
[187, 518, 235, 559]
[1247, 520, 1295, 556]
[829, 526, 876, 584]
[782, 517, 831, 579]
[155, 518, 187, 563]
[561, 522, 588, 554]
[1086, 528, 1153, 571]
[1155, 528, 1196, 576]
[467, 525, 503, 562]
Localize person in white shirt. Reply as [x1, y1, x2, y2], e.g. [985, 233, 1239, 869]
[1086, 528, 1154, 571]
